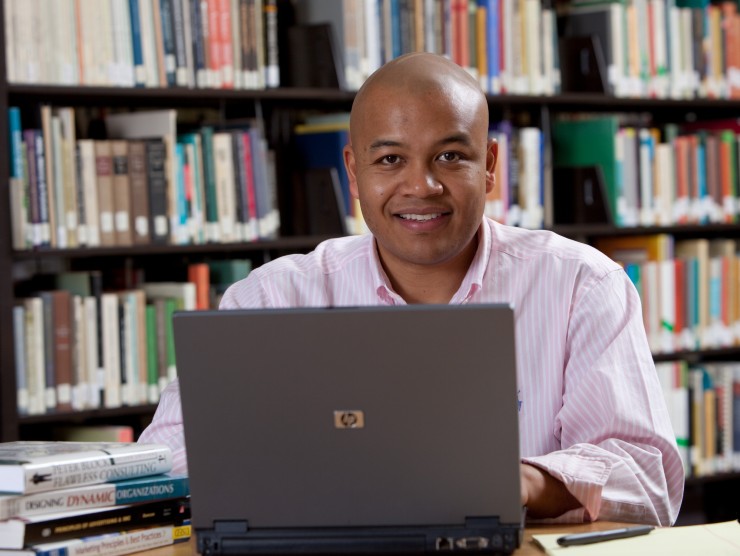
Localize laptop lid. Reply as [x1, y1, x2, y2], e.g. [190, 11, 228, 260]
[174, 304, 522, 550]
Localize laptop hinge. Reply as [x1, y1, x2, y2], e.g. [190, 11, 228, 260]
[464, 516, 500, 528]
[213, 520, 249, 533]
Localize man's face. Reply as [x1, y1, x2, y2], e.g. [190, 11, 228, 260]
[344, 83, 496, 271]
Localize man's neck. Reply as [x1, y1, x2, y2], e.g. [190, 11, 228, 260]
[378, 239, 479, 305]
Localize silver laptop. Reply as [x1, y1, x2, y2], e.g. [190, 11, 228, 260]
[174, 304, 524, 554]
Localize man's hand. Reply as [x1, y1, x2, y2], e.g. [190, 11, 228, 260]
[520, 463, 581, 519]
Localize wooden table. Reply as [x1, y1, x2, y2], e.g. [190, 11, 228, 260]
[140, 522, 632, 555]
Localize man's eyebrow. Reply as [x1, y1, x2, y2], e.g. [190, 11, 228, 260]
[368, 134, 473, 151]
[369, 139, 402, 151]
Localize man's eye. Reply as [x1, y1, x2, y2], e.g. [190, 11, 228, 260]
[438, 152, 461, 162]
[380, 155, 400, 164]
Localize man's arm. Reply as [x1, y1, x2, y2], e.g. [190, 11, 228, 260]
[138, 379, 188, 474]
[521, 463, 580, 518]
[522, 269, 684, 525]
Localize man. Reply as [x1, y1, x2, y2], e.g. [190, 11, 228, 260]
[140, 53, 683, 525]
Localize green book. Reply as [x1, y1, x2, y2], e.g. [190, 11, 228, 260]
[145, 304, 158, 403]
[552, 116, 621, 225]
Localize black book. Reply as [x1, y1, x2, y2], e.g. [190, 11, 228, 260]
[0, 497, 190, 549]
[146, 139, 170, 244]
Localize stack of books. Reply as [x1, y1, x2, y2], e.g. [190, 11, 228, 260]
[0, 441, 190, 555]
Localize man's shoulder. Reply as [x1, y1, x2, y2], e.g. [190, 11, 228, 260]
[488, 219, 621, 274]
[254, 233, 374, 277]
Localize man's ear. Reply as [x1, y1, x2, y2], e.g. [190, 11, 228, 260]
[485, 138, 498, 195]
[344, 144, 360, 199]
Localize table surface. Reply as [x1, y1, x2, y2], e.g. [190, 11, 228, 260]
[140, 521, 633, 555]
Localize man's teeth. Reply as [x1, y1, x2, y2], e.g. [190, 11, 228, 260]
[399, 213, 441, 221]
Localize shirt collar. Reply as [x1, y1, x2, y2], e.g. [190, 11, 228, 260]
[367, 218, 493, 305]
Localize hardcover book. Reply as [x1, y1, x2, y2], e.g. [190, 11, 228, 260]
[13, 521, 191, 556]
[0, 496, 189, 549]
[0, 442, 172, 495]
[0, 474, 189, 520]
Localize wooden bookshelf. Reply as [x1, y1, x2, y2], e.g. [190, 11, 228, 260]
[1, 0, 739, 526]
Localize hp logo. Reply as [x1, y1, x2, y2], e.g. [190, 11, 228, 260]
[334, 410, 365, 429]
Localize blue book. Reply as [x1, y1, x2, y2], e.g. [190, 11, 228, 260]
[128, 0, 146, 87]
[8, 107, 23, 178]
[484, 0, 500, 93]
[294, 129, 351, 219]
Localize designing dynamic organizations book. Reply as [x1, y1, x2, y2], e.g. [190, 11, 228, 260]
[0, 442, 191, 553]
[0, 442, 172, 495]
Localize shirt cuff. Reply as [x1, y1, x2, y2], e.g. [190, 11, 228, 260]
[522, 452, 612, 522]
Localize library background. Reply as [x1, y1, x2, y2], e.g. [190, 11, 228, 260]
[0, 0, 739, 527]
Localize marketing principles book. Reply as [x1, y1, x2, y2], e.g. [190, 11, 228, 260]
[0, 442, 172, 495]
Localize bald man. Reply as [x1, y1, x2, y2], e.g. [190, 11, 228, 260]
[140, 53, 684, 525]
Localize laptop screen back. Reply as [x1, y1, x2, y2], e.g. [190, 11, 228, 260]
[174, 304, 522, 530]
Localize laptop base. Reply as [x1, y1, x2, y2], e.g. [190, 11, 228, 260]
[197, 516, 523, 555]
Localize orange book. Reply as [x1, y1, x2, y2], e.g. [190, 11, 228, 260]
[721, 1, 740, 99]
[218, 0, 234, 88]
[207, 0, 222, 87]
[674, 136, 690, 224]
[188, 263, 211, 310]
[674, 258, 685, 338]
[595, 234, 674, 264]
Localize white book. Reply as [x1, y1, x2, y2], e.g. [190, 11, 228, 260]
[519, 127, 543, 229]
[27, 523, 190, 556]
[212, 132, 237, 242]
[111, 0, 136, 87]
[643, 261, 661, 353]
[0, 442, 172, 496]
[654, 142, 674, 226]
[524, 0, 542, 94]
[83, 296, 102, 409]
[658, 259, 676, 353]
[365, 0, 381, 76]
[78, 140, 101, 247]
[3, 0, 16, 83]
[138, 0, 161, 87]
[101, 293, 122, 409]
[70, 295, 87, 411]
[12, 306, 29, 416]
[23, 298, 46, 416]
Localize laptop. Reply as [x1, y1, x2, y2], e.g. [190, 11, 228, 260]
[173, 304, 524, 555]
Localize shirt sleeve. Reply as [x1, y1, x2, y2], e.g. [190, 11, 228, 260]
[522, 269, 684, 526]
[138, 379, 188, 475]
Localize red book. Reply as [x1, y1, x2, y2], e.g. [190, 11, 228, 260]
[188, 263, 211, 310]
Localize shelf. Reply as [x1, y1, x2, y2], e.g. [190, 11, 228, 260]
[6, 84, 356, 109]
[684, 471, 740, 486]
[552, 223, 740, 239]
[653, 347, 740, 362]
[17, 404, 159, 425]
[10, 235, 339, 260]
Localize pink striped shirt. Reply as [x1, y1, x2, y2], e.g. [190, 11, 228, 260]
[139, 217, 683, 525]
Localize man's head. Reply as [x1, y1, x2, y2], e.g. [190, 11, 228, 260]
[343, 53, 497, 279]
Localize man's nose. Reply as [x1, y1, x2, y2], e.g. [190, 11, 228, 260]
[399, 162, 444, 197]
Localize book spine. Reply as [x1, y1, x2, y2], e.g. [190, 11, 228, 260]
[22, 452, 173, 495]
[146, 139, 171, 244]
[0, 476, 189, 520]
[13, 305, 29, 416]
[128, 141, 152, 244]
[34, 521, 191, 556]
[112, 141, 133, 246]
[159, 0, 178, 86]
[170, 0, 189, 85]
[21, 498, 190, 548]
[128, 0, 147, 86]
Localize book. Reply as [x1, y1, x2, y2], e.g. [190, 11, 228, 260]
[552, 116, 621, 226]
[0, 496, 189, 549]
[0, 442, 172, 495]
[2, 521, 191, 556]
[0, 474, 188, 520]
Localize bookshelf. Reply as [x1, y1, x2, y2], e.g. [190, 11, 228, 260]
[1, 0, 739, 525]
